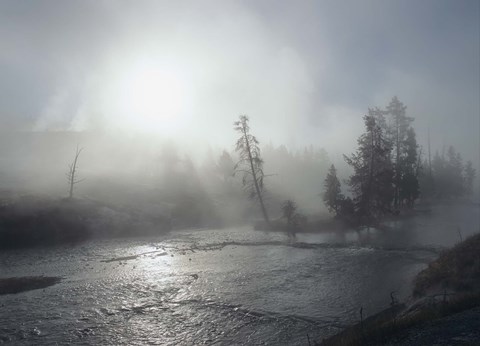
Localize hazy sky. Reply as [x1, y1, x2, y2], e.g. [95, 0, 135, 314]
[0, 0, 479, 161]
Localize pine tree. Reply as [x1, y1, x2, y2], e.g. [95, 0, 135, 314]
[464, 160, 476, 197]
[344, 112, 393, 226]
[430, 146, 465, 199]
[419, 157, 435, 199]
[233, 115, 270, 224]
[447, 147, 464, 197]
[432, 151, 447, 198]
[281, 199, 297, 234]
[217, 150, 235, 183]
[385, 96, 414, 209]
[399, 127, 420, 207]
[323, 164, 344, 215]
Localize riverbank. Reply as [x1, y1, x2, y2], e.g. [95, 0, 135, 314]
[0, 276, 62, 295]
[0, 194, 171, 249]
[254, 206, 436, 234]
[254, 217, 351, 233]
[318, 232, 480, 345]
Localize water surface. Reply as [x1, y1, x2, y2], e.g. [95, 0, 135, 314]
[0, 204, 478, 345]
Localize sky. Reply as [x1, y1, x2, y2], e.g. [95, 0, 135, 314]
[0, 0, 479, 163]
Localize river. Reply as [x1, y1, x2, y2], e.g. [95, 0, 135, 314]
[0, 203, 478, 345]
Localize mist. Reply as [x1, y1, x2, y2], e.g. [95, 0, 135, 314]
[1, 1, 478, 154]
[1, 1, 480, 345]
[1, 0, 479, 210]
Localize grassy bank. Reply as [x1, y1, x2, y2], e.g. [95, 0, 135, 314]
[318, 232, 480, 346]
[414, 232, 480, 296]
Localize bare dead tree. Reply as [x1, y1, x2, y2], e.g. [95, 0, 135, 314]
[233, 115, 270, 224]
[66, 146, 85, 199]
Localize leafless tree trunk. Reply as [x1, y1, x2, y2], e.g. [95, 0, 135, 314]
[66, 146, 84, 199]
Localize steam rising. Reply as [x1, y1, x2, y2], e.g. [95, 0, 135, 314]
[0, 1, 479, 213]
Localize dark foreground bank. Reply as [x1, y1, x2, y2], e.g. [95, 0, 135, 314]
[0, 195, 172, 249]
[318, 232, 480, 345]
[0, 277, 62, 295]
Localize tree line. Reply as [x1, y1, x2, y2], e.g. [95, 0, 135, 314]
[323, 97, 476, 227]
[230, 100, 476, 231]
[62, 99, 476, 231]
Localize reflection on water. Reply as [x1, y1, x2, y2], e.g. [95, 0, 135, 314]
[0, 204, 478, 345]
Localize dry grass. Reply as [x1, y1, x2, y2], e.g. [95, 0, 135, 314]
[414, 232, 480, 296]
[319, 232, 480, 346]
[319, 293, 480, 346]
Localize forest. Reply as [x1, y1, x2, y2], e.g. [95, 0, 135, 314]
[323, 96, 477, 228]
[239, 96, 477, 232]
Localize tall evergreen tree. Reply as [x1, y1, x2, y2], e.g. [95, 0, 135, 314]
[447, 146, 464, 197]
[344, 112, 393, 226]
[217, 150, 235, 183]
[399, 127, 420, 207]
[419, 157, 435, 199]
[430, 146, 466, 199]
[464, 160, 476, 197]
[432, 151, 447, 198]
[233, 115, 270, 224]
[323, 164, 344, 215]
[385, 96, 414, 209]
